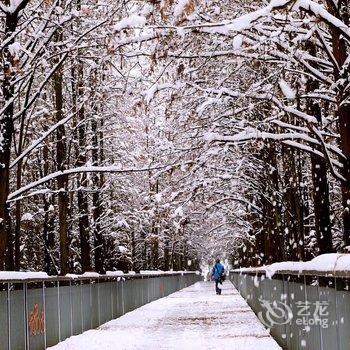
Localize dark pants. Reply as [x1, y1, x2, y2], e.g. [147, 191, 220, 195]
[215, 279, 222, 295]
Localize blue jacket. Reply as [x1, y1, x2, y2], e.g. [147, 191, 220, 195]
[212, 263, 225, 280]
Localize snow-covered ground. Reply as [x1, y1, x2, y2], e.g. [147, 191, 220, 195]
[49, 281, 281, 350]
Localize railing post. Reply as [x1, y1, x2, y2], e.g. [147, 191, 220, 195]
[80, 280, 83, 333]
[97, 278, 100, 325]
[69, 280, 73, 337]
[317, 276, 323, 350]
[43, 281, 47, 350]
[25, 282, 29, 350]
[335, 277, 340, 350]
[57, 281, 61, 342]
[89, 280, 92, 329]
[7, 282, 10, 350]
[147, 276, 150, 303]
[141, 276, 144, 306]
[111, 278, 114, 319]
[121, 278, 125, 315]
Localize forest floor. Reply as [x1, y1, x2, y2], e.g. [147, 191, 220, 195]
[49, 281, 281, 350]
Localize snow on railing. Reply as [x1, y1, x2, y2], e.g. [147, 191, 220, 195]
[233, 253, 350, 278]
[0, 269, 200, 282]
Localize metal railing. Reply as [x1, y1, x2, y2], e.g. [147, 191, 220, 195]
[0, 272, 201, 350]
[229, 269, 350, 350]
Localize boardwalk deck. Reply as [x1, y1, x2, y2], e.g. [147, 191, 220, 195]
[49, 281, 281, 350]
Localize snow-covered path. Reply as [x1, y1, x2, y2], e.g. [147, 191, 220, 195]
[49, 281, 281, 350]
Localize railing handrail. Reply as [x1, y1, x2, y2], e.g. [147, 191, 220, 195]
[229, 269, 350, 350]
[230, 268, 350, 278]
[0, 272, 202, 350]
[0, 271, 200, 284]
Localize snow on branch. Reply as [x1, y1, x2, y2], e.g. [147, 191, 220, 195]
[310, 125, 346, 181]
[174, 0, 190, 19]
[279, 79, 296, 99]
[8, 161, 195, 201]
[204, 130, 343, 169]
[10, 107, 83, 169]
[199, 85, 319, 124]
[204, 130, 315, 144]
[7, 166, 157, 201]
[206, 196, 262, 214]
[144, 82, 184, 104]
[0, 0, 30, 14]
[173, 0, 350, 42]
[295, 0, 350, 40]
[114, 14, 147, 31]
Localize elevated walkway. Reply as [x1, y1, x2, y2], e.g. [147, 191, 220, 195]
[49, 281, 281, 350]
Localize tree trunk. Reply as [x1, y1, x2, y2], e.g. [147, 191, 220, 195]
[42, 137, 57, 275]
[77, 185, 91, 272]
[74, 62, 91, 273]
[14, 158, 23, 270]
[282, 145, 305, 260]
[163, 228, 170, 270]
[53, 28, 69, 275]
[151, 236, 159, 269]
[311, 155, 333, 253]
[305, 40, 333, 254]
[326, 0, 350, 248]
[0, 10, 18, 270]
[91, 115, 104, 273]
[266, 144, 284, 263]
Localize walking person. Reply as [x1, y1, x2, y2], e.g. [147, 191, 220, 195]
[211, 258, 225, 295]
